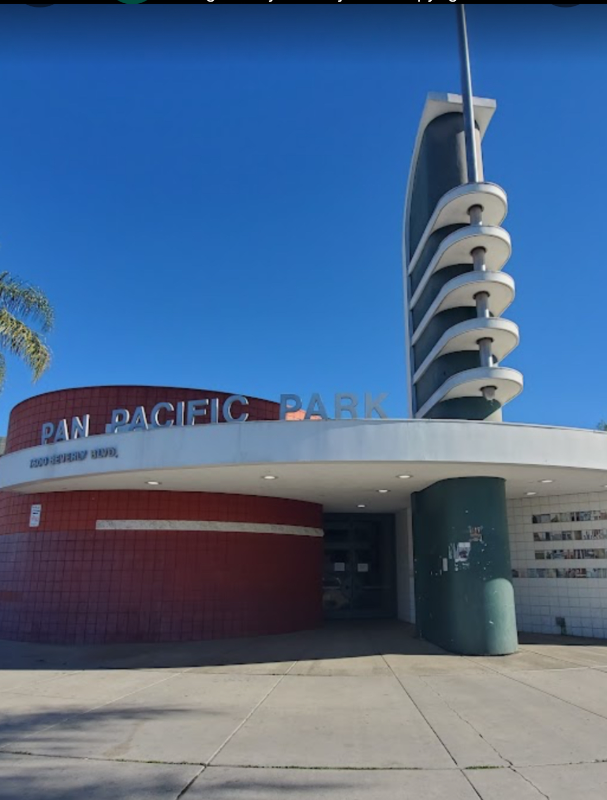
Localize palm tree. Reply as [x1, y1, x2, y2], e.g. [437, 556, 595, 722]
[0, 271, 53, 389]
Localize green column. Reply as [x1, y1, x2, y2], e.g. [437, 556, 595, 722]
[412, 477, 518, 656]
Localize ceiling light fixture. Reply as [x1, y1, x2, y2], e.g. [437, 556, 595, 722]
[378, 489, 390, 494]
[263, 475, 278, 481]
[358, 504, 366, 509]
[146, 481, 162, 486]
[526, 492, 537, 497]
[397, 475, 412, 480]
[540, 480, 554, 484]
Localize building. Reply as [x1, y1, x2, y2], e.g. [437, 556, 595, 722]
[1, 91, 606, 656]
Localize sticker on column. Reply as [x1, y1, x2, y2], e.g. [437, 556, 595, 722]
[469, 526, 484, 543]
[29, 504, 42, 528]
[357, 563, 369, 573]
[334, 563, 346, 573]
[450, 542, 471, 571]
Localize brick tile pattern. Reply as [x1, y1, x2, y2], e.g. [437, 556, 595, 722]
[0, 491, 323, 645]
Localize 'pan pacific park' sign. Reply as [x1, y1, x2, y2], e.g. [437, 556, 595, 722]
[39, 393, 389, 446]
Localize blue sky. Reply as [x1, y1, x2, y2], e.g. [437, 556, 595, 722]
[0, 4, 604, 431]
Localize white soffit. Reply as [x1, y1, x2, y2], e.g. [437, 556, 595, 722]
[2, 420, 607, 511]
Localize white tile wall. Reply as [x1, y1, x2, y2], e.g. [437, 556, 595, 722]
[508, 492, 607, 638]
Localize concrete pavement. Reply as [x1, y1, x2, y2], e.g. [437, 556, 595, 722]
[1, 622, 607, 798]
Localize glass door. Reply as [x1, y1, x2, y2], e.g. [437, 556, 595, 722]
[322, 515, 396, 619]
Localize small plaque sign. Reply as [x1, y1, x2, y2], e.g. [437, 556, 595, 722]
[29, 504, 42, 528]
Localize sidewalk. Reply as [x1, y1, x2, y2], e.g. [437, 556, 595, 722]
[1, 621, 607, 799]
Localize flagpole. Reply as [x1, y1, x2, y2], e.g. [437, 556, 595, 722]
[456, 4, 480, 184]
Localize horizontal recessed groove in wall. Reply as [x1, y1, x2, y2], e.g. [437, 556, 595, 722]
[95, 520, 324, 537]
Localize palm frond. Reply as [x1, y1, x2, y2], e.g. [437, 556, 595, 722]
[0, 309, 51, 382]
[0, 353, 6, 393]
[0, 271, 54, 333]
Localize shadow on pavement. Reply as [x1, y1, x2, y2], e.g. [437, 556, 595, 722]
[519, 631, 607, 647]
[0, 621, 450, 671]
[1, 621, 606, 673]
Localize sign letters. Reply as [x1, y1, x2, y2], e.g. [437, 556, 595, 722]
[39, 392, 389, 446]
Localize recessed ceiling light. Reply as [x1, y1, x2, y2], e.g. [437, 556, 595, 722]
[263, 475, 278, 481]
[540, 480, 554, 484]
[397, 475, 412, 480]
[146, 481, 162, 486]
[378, 489, 390, 494]
[526, 492, 537, 497]
[358, 504, 366, 509]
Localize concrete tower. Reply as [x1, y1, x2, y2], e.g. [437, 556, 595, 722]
[403, 94, 523, 421]
[405, 7, 520, 655]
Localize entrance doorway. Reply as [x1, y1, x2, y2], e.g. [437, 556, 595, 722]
[322, 514, 396, 619]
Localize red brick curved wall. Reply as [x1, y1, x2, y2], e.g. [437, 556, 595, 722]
[0, 491, 323, 644]
[6, 386, 280, 454]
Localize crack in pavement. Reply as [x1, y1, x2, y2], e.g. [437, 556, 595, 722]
[175, 766, 206, 800]
[513, 767, 550, 799]
[459, 658, 607, 725]
[378, 654, 459, 769]
[461, 770, 486, 800]
[205, 665, 296, 767]
[416, 673, 513, 768]
[174, 662, 299, 799]
[0, 749, 204, 766]
[2, 748, 607, 771]
[5, 747, 607, 772]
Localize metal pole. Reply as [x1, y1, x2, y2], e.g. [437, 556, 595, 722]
[457, 4, 480, 184]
